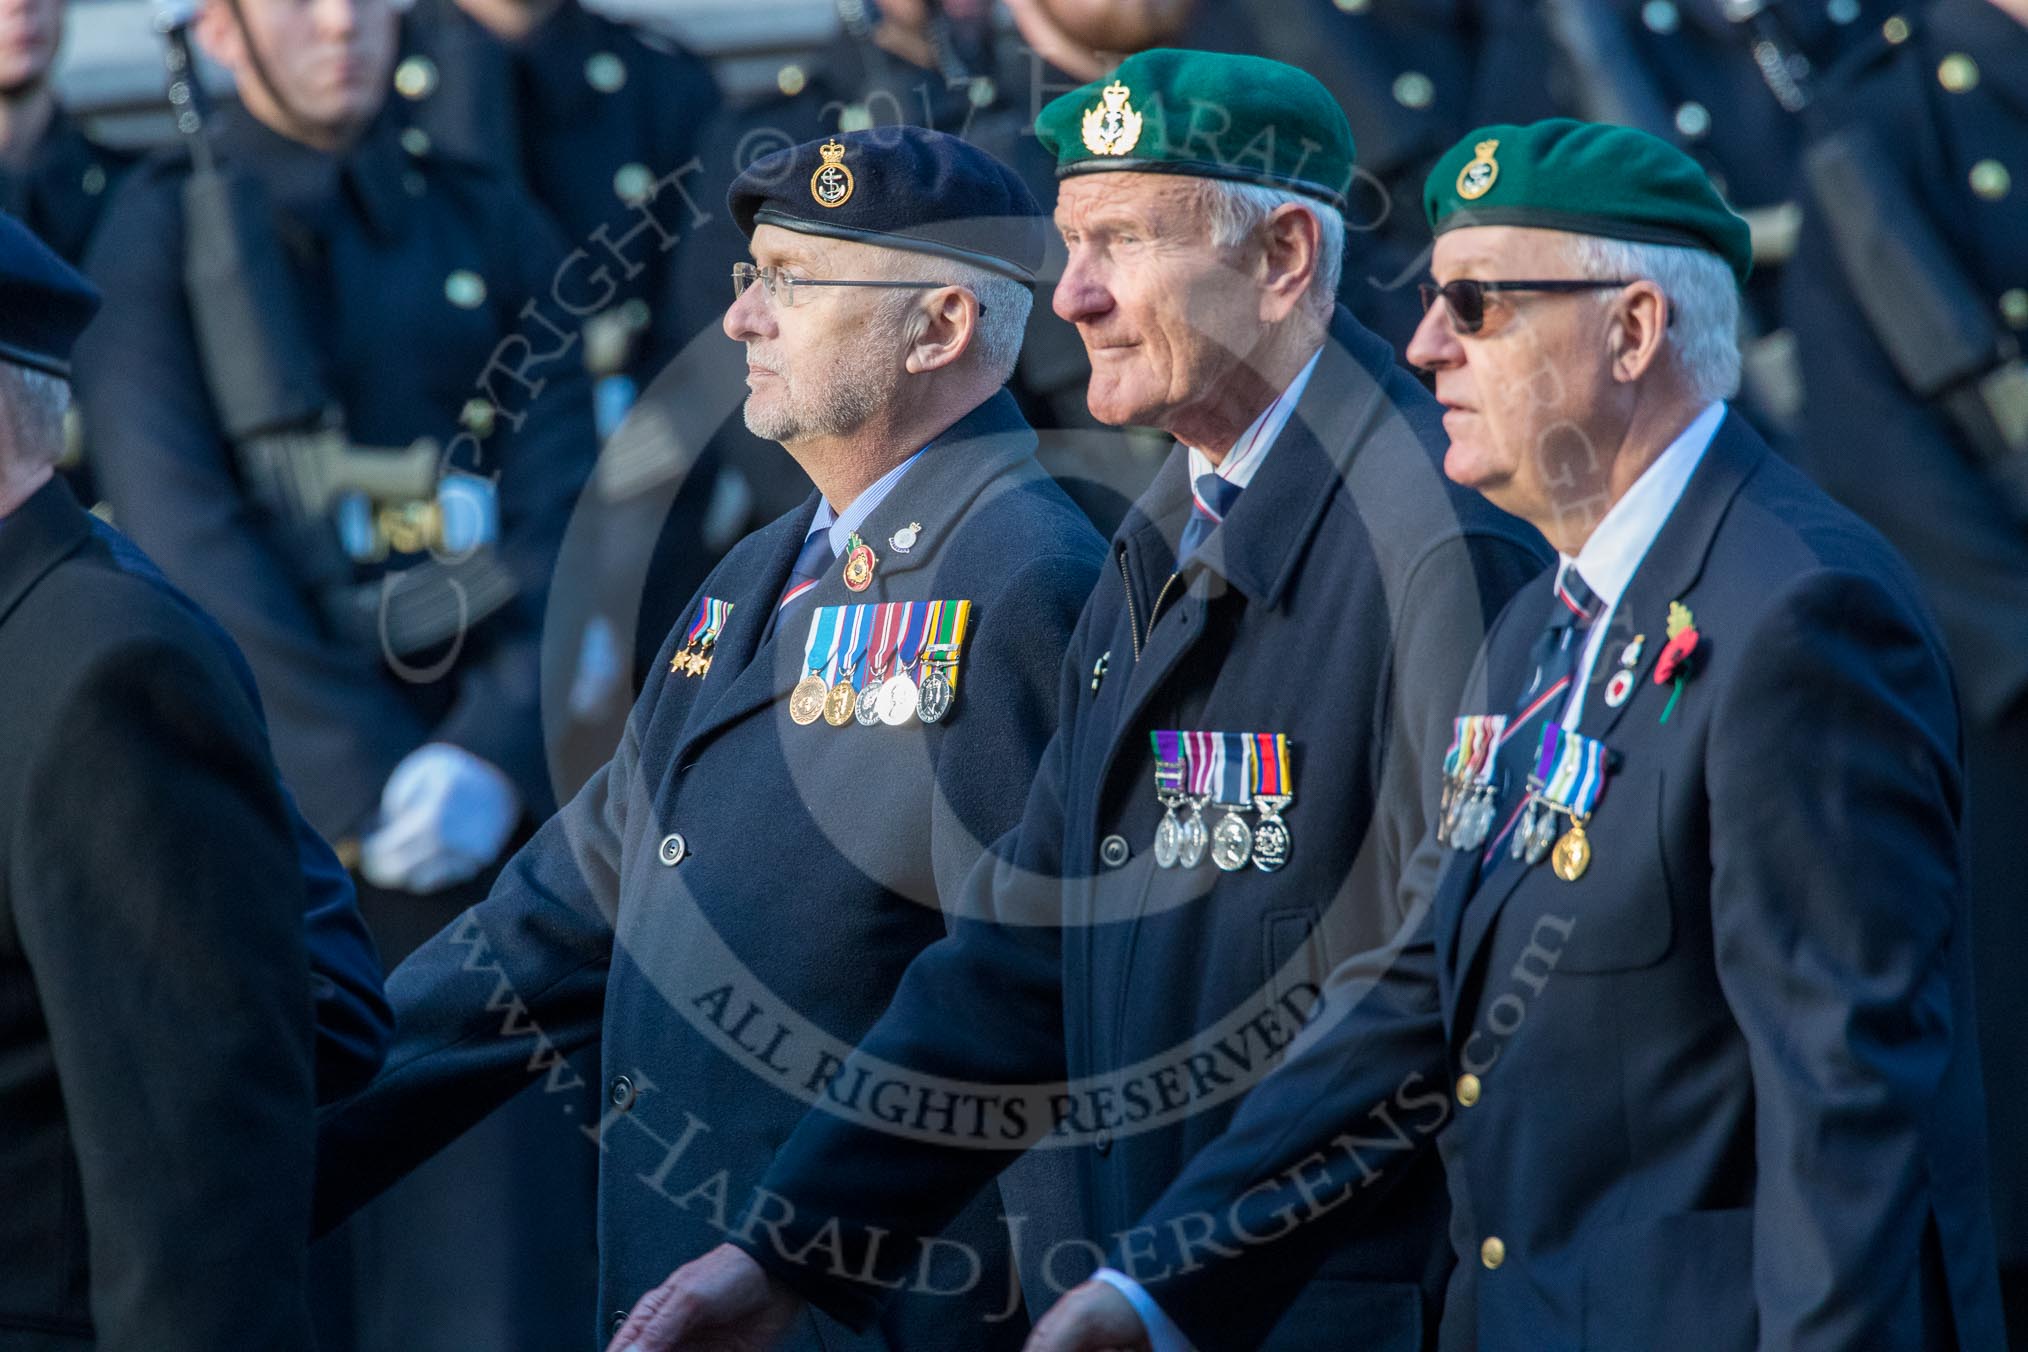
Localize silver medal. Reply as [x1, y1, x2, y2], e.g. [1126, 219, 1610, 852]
[879, 672, 919, 726]
[916, 665, 954, 723]
[1211, 809, 1254, 872]
[1525, 807, 1559, 864]
[1178, 797, 1210, 869]
[1511, 800, 1535, 860]
[855, 676, 885, 726]
[1154, 808, 1182, 869]
[1251, 795, 1292, 873]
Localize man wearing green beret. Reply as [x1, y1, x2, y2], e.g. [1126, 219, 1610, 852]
[1024, 118, 2007, 1352]
[607, 49, 1550, 1352]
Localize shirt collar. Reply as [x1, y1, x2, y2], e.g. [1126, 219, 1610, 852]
[811, 446, 928, 557]
[1559, 400, 1727, 610]
[1183, 347, 1323, 490]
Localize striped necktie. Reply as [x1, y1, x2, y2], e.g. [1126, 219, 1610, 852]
[1475, 566, 1605, 875]
[1177, 472, 1244, 568]
[764, 523, 832, 644]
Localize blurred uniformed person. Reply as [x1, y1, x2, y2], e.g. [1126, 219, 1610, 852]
[612, 51, 1545, 1352]
[0, 213, 320, 1352]
[0, 0, 132, 265]
[317, 127, 1105, 1352]
[1027, 118, 2005, 1352]
[70, 0, 601, 1343]
[1783, 0, 2028, 1335]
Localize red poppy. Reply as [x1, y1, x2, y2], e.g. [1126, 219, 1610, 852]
[1653, 627, 1701, 685]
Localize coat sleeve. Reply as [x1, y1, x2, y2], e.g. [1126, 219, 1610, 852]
[13, 636, 318, 1352]
[737, 547, 1102, 1328]
[74, 173, 433, 842]
[423, 184, 600, 818]
[311, 610, 686, 1232]
[1704, 566, 1975, 1348]
[1118, 895, 1451, 1352]
[288, 778, 395, 1102]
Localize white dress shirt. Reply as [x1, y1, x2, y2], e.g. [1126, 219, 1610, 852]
[807, 444, 929, 558]
[1088, 400, 1728, 1352]
[1182, 348, 1323, 491]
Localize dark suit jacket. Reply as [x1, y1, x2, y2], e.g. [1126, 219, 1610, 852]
[1119, 412, 2007, 1351]
[740, 309, 1547, 1351]
[315, 390, 1106, 1349]
[0, 478, 323, 1349]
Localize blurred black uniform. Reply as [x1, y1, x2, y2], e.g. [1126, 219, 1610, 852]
[1782, 1, 2028, 1337]
[0, 106, 134, 264]
[72, 106, 601, 1352]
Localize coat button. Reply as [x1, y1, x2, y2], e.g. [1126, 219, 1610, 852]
[2001, 289, 2028, 331]
[1937, 53, 1979, 93]
[1971, 159, 2012, 202]
[610, 1075, 637, 1112]
[1455, 1073, 1482, 1108]
[1094, 1129, 1113, 1155]
[610, 1309, 629, 1335]
[658, 833, 687, 866]
[1481, 1236, 1506, 1269]
[1099, 835, 1130, 869]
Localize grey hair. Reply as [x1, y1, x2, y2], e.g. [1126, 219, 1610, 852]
[878, 252, 1033, 388]
[1564, 235, 1742, 403]
[0, 362, 71, 470]
[1199, 180, 1346, 312]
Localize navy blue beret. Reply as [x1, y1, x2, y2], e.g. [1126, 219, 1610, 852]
[728, 127, 1045, 283]
[0, 211, 98, 378]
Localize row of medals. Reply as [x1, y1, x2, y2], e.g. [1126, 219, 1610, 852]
[1152, 784, 1293, 872]
[788, 655, 957, 728]
[1441, 776, 1591, 882]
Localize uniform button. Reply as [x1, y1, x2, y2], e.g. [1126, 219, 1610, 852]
[658, 833, 687, 866]
[1332, 0, 1371, 11]
[1971, 159, 2012, 201]
[610, 1075, 637, 1111]
[444, 269, 487, 309]
[1392, 71, 1434, 110]
[1641, 0, 1680, 32]
[81, 164, 107, 196]
[395, 54, 438, 100]
[400, 126, 431, 158]
[586, 51, 627, 93]
[1882, 14, 1911, 43]
[1094, 1129, 1113, 1155]
[461, 397, 497, 438]
[614, 162, 654, 205]
[1481, 1236, 1506, 1269]
[1674, 101, 1711, 140]
[1826, 0, 1859, 20]
[1455, 1073, 1482, 1107]
[1099, 835, 1130, 869]
[1938, 53, 1979, 93]
[2000, 289, 2028, 331]
[776, 63, 807, 96]
[967, 76, 997, 107]
[610, 1309, 629, 1335]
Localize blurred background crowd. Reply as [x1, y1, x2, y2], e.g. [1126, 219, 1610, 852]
[7, 0, 2022, 1345]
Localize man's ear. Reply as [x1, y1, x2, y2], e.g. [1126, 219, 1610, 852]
[1607, 280, 1670, 384]
[193, 0, 244, 73]
[1257, 204, 1322, 325]
[903, 286, 979, 375]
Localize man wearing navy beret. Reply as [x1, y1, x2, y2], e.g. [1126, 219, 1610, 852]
[315, 126, 1106, 1350]
[0, 212, 392, 1348]
[1025, 119, 2006, 1352]
[617, 49, 1547, 1352]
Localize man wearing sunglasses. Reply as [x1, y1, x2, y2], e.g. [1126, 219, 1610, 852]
[314, 125, 1106, 1352]
[1024, 118, 2006, 1352]
[610, 50, 1547, 1352]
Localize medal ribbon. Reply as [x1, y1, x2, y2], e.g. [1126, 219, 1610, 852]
[685, 597, 733, 647]
[1250, 733, 1291, 798]
[802, 605, 844, 682]
[1535, 725, 1607, 817]
[838, 604, 873, 684]
[1213, 732, 1252, 808]
[1151, 730, 1186, 793]
[863, 602, 901, 686]
[892, 601, 930, 675]
[1184, 731, 1218, 797]
[924, 598, 972, 690]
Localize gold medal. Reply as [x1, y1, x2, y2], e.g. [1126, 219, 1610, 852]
[1551, 817, 1592, 882]
[823, 680, 857, 726]
[789, 674, 830, 725]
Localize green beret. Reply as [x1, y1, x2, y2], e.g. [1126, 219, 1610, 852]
[1036, 49, 1355, 208]
[1423, 119, 1753, 287]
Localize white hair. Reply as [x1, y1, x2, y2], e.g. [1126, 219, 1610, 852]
[0, 362, 71, 470]
[1563, 235, 1742, 403]
[1198, 180, 1346, 312]
[877, 252, 1033, 388]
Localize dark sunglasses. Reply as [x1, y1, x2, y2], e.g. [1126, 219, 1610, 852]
[1418, 278, 1636, 334]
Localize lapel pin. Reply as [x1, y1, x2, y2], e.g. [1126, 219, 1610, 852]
[843, 532, 877, 591]
[889, 522, 921, 554]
